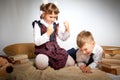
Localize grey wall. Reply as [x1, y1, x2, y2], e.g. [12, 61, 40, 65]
[0, 0, 120, 55]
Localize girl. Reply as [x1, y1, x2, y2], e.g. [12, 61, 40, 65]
[32, 3, 75, 70]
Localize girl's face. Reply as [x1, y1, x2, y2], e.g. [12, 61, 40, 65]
[44, 13, 58, 25]
[80, 41, 95, 56]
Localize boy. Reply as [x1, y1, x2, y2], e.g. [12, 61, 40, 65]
[76, 30, 103, 73]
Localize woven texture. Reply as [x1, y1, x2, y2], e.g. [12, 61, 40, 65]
[8, 60, 111, 80]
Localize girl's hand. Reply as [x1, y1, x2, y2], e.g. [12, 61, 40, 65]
[64, 21, 69, 32]
[46, 26, 54, 36]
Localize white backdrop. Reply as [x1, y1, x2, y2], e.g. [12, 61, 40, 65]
[0, 0, 120, 55]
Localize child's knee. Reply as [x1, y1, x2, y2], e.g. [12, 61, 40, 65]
[35, 54, 49, 70]
[66, 55, 75, 66]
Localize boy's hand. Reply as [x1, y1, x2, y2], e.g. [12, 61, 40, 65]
[80, 64, 86, 73]
[85, 66, 92, 73]
[64, 21, 69, 32]
[46, 26, 54, 36]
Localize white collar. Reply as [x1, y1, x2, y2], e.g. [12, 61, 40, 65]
[41, 19, 54, 27]
[92, 44, 97, 54]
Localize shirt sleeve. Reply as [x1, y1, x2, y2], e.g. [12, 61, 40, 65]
[57, 26, 70, 41]
[76, 49, 86, 67]
[33, 23, 49, 46]
[89, 47, 103, 69]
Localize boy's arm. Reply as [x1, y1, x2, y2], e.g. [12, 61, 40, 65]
[85, 49, 103, 73]
[89, 49, 103, 69]
[76, 50, 86, 67]
[85, 66, 92, 73]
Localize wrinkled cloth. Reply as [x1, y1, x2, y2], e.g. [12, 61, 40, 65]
[35, 42, 68, 70]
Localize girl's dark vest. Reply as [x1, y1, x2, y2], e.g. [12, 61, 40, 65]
[32, 20, 68, 70]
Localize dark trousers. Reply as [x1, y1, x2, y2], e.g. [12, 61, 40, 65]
[67, 48, 78, 62]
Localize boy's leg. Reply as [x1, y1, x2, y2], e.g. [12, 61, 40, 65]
[65, 55, 75, 66]
[67, 48, 78, 61]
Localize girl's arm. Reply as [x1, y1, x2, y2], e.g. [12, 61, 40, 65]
[33, 23, 49, 46]
[57, 21, 70, 41]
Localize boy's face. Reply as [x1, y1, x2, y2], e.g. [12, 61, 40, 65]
[44, 13, 58, 24]
[80, 41, 95, 56]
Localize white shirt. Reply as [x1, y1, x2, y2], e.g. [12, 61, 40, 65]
[76, 44, 103, 69]
[33, 19, 70, 46]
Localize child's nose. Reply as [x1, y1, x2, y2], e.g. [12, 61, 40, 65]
[82, 50, 85, 54]
[83, 51, 88, 55]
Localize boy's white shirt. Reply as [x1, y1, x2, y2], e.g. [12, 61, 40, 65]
[33, 19, 70, 46]
[76, 44, 103, 69]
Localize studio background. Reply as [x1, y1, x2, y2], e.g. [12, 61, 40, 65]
[0, 0, 120, 55]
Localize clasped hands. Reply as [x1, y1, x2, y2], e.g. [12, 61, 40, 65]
[46, 21, 69, 36]
[80, 64, 92, 73]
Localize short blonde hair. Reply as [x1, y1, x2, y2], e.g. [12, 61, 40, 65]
[76, 30, 94, 48]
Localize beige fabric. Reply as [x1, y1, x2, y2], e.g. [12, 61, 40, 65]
[8, 60, 111, 80]
[3, 43, 36, 59]
[2, 44, 119, 80]
[41, 66, 111, 80]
